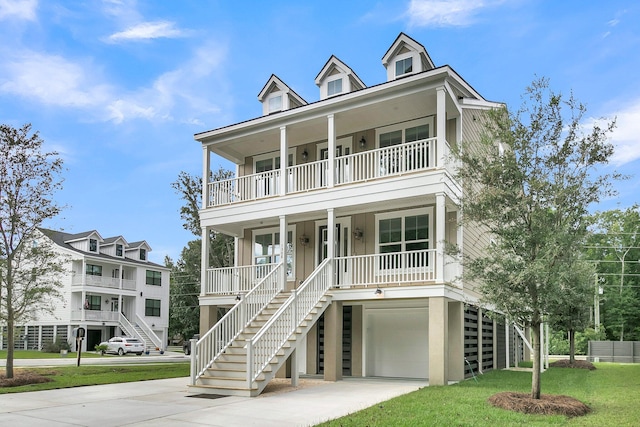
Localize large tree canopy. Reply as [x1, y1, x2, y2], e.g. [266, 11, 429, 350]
[454, 78, 618, 398]
[0, 123, 65, 378]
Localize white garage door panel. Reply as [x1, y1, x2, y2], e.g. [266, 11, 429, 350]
[366, 308, 428, 378]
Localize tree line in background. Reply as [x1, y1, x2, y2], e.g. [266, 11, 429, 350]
[166, 168, 234, 342]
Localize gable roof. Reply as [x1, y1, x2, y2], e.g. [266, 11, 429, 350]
[63, 230, 104, 244]
[39, 228, 164, 268]
[314, 55, 366, 89]
[381, 32, 435, 70]
[257, 74, 307, 105]
[102, 236, 129, 247]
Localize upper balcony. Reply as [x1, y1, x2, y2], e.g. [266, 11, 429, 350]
[197, 67, 470, 231]
[206, 137, 452, 208]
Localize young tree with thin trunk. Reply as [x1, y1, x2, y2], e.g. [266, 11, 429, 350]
[454, 78, 618, 399]
[0, 123, 65, 378]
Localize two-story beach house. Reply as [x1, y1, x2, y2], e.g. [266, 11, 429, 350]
[0, 228, 170, 353]
[190, 33, 525, 396]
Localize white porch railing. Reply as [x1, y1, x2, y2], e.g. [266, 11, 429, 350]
[205, 263, 279, 295]
[334, 249, 436, 287]
[286, 160, 329, 193]
[71, 310, 119, 322]
[72, 274, 120, 289]
[247, 258, 331, 386]
[205, 138, 445, 207]
[191, 263, 284, 385]
[207, 169, 281, 206]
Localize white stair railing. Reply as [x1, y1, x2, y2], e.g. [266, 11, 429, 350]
[247, 259, 331, 386]
[119, 313, 145, 343]
[135, 314, 163, 350]
[191, 263, 284, 385]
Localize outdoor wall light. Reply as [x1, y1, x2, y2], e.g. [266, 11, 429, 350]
[353, 228, 363, 240]
[299, 235, 310, 247]
[359, 137, 366, 148]
[374, 288, 383, 297]
[301, 149, 308, 160]
[235, 294, 242, 302]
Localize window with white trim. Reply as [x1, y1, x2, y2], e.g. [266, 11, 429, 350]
[377, 118, 434, 174]
[327, 78, 343, 96]
[395, 56, 413, 77]
[253, 227, 295, 279]
[89, 238, 97, 252]
[376, 208, 433, 268]
[268, 94, 282, 113]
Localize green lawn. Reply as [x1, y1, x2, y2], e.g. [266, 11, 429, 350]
[0, 350, 101, 359]
[318, 363, 640, 426]
[1, 363, 190, 393]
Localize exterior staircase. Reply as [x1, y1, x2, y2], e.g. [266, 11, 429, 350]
[119, 313, 163, 351]
[189, 259, 333, 397]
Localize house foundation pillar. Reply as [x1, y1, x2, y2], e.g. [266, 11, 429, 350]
[429, 297, 448, 385]
[448, 301, 464, 381]
[199, 305, 218, 334]
[324, 301, 343, 381]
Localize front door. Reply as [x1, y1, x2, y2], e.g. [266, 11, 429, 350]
[317, 218, 351, 286]
[318, 138, 352, 185]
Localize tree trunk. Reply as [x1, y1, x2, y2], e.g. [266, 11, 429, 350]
[569, 328, 575, 364]
[531, 321, 541, 399]
[6, 315, 15, 379]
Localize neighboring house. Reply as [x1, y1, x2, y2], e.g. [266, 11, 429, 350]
[0, 228, 170, 353]
[190, 33, 524, 397]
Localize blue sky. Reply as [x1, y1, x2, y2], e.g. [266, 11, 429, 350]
[0, 0, 638, 263]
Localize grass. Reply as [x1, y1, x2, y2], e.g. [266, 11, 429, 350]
[0, 350, 102, 359]
[318, 363, 640, 426]
[0, 363, 190, 394]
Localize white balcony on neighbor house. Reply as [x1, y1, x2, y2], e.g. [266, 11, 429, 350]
[71, 309, 120, 322]
[206, 137, 448, 208]
[72, 274, 137, 290]
[204, 250, 461, 296]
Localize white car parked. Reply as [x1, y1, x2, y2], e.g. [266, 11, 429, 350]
[99, 336, 145, 356]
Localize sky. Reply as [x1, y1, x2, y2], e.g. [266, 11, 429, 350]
[0, 0, 638, 264]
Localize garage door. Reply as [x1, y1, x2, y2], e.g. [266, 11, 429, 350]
[365, 307, 428, 378]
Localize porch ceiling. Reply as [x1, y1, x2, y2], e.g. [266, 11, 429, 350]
[203, 75, 458, 163]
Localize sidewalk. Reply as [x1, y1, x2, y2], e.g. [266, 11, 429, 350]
[0, 376, 427, 426]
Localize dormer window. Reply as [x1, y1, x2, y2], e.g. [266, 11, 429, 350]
[268, 95, 282, 113]
[327, 78, 343, 96]
[140, 248, 147, 260]
[395, 57, 413, 77]
[116, 244, 123, 257]
[89, 238, 97, 252]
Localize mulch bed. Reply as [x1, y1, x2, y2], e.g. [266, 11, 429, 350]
[488, 392, 591, 417]
[549, 359, 596, 370]
[0, 370, 53, 387]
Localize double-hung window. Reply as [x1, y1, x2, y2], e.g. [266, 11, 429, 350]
[253, 227, 294, 279]
[86, 264, 102, 276]
[116, 244, 123, 257]
[268, 94, 282, 113]
[146, 270, 162, 286]
[145, 299, 161, 317]
[395, 56, 413, 77]
[376, 208, 432, 270]
[327, 78, 343, 96]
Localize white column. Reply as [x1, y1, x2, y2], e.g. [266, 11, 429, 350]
[327, 114, 335, 188]
[202, 146, 210, 207]
[505, 322, 510, 368]
[435, 192, 446, 283]
[327, 208, 335, 284]
[201, 226, 210, 296]
[280, 126, 287, 195]
[436, 86, 446, 168]
[280, 215, 287, 290]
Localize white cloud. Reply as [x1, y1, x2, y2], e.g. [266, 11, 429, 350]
[107, 20, 185, 42]
[407, 0, 503, 27]
[0, 0, 37, 21]
[607, 100, 640, 166]
[0, 51, 112, 108]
